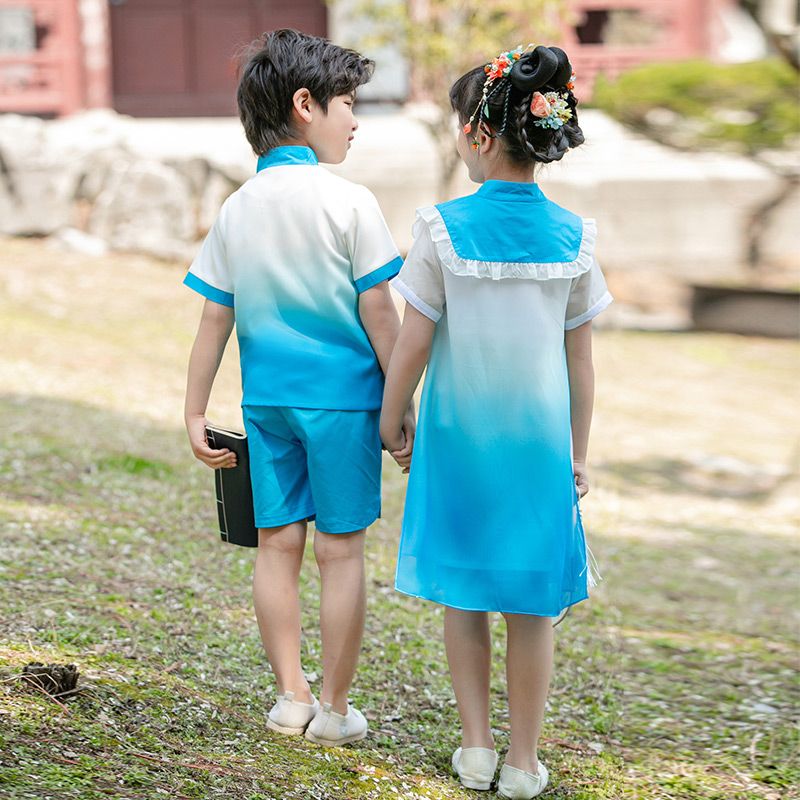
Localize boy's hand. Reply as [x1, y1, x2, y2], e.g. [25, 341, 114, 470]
[186, 413, 237, 469]
[574, 460, 589, 499]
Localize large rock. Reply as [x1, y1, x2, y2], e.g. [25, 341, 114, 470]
[0, 115, 83, 235]
[1, 107, 798, 277]
[88, 159, 196, 260]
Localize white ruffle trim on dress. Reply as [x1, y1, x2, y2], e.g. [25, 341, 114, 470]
[414, 205, 597, 281]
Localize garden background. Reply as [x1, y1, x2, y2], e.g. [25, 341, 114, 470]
[1, 1, 798, 798]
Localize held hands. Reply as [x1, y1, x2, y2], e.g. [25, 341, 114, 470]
[185, 413, 237, 469]
[574, 459, 589, 499]
[381, 403, 416, 474]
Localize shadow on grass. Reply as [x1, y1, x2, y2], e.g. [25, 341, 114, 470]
[597, 454, 798, 502]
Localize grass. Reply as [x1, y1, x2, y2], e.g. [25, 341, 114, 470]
[0, 236, 798, 799]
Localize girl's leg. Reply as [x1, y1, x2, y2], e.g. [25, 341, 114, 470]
[444, 607, 494, 749]
[502, 612, 554, 773]
[314, 529, 366, 714]
[253, 522, 313, 703]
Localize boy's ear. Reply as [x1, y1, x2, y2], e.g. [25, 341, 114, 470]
[291, 88, 314, 124]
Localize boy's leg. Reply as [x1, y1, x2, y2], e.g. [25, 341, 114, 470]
[314, 529, 366, 715]
[444, 607, 494, 749]
[253, 522, 313, 703]
[502, 612, 554, 774]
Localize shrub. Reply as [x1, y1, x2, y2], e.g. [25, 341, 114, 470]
[592, 59, 800, 153]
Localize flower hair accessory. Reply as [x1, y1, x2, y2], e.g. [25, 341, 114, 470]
[529, 90, 573, 129]
[462, 44, 575, 138]
[462, 44, 530, 136]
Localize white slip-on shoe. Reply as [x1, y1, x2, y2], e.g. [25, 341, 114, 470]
[266, 690, 319, 735]
[304, 702, 368, 746]
[452, 746, 498, 791]
[497, 761, 549, 799]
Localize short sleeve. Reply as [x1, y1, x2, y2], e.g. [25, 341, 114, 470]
[183, 208, 234, 307]
[390, 218, 445, 322]
[347, 186, 403, 293]
[565, 257, 613, 330]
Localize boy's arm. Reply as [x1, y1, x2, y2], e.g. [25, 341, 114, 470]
[358, 282, 400, 375]
[185, 299, 237, 469]
[359, 283, 416, 460]
[379, 304, 435, 470]
[565, 320, 595, 497]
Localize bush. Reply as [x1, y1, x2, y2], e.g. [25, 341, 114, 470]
[592, 59, 800, 153]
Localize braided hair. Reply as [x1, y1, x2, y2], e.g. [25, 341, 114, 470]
[450, 45, 585, 165]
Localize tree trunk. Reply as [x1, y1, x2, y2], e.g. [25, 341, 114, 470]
[744, 170, 800, 272]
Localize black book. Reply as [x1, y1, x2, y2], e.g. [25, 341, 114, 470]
[204, 425, 259, 548]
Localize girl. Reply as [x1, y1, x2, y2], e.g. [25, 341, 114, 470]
[380, 45, 612, 799]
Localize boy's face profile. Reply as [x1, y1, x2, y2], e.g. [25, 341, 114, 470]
[293, 90, 358, 165]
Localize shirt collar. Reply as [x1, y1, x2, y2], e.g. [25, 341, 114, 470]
[476, 180, 546, 202]
[257, 145, 319, 171]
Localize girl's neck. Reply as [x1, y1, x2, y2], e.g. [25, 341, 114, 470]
[482, 161, 536, 184]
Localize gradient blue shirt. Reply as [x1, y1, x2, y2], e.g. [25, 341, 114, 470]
[184, 146, 402, 410]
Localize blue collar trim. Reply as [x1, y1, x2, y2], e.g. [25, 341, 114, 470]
[257, 146, 319, 171]
[434, 182, 584, 264]
[476, 180, 546, 202]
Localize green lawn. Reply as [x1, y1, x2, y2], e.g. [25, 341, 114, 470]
[1, 238, 797, 799]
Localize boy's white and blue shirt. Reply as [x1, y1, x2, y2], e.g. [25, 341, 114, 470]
[184, 145, 402, 410]
[392, 180, 613, 617]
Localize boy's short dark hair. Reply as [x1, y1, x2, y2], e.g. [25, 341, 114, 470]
[237, 29, 375, 156]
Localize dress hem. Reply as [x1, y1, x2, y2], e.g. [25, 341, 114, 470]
[393, 584, 589, 618]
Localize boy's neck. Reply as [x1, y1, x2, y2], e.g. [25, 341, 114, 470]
[276, 137, 311, 149]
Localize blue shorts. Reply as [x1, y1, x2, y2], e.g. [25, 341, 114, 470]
[242, 406, 382, 534]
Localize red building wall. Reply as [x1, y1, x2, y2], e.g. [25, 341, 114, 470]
[0, 0, 735, 117]
[0, 0, 87, 115]
[564, 0, 734, 98]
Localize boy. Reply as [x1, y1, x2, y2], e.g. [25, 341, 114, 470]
[183, 29, 413, 746]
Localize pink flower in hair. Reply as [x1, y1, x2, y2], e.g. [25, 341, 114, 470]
[529, 92, 552, 118]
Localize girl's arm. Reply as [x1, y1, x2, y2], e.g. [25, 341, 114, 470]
[184, 299, 237, 469]
[565, 320, 595, 497]
[380, 304, 436, 469]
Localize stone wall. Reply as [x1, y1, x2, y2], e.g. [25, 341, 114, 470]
[1, 108, 798, 286]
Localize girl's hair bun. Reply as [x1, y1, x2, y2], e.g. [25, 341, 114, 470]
[547, 47, 573, 87]
[508, 46, 573, 92]
[508, 46, 559, 92]
[449, 44, 585, 166]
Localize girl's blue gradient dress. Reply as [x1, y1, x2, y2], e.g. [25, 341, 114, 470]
[391, 181, 613, 617]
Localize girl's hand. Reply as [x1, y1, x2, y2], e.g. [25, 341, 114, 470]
[392, 404, 416, 474]
[574, 460, 589, 499]
[390, 438, 413, 473]
[186, 413, 237, 469]
[380, 426, 412, 473]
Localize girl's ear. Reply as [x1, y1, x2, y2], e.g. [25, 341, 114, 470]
[477, 121, 497, 154]
[291, 88, 313, 124]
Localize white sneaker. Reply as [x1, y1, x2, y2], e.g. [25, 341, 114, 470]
[266, 691, 319, 735]
[497, 761, 549, 799]
[304, 702, 368, 746]
[452, 747, 498, 791]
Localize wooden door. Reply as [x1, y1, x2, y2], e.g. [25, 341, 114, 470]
[110, 0, 327, 117]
